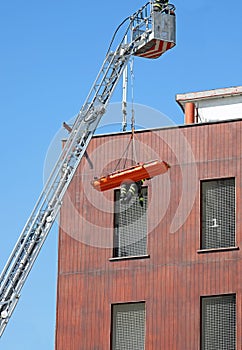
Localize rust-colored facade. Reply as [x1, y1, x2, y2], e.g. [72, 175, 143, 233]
[55, 119, 242, 349]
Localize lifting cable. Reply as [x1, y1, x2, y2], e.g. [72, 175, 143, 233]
[114, 55, 156, 174]
[130, 57, 138, 165]
[113, 57, 138, 172]
[129, 57, 156, 165]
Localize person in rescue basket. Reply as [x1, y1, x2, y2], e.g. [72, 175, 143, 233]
[120, 180, 145, 207]
[153, 0, 168, 12]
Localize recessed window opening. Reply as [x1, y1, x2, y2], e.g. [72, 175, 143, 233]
[201, 178, 235, 250]
[113, 187, 148, 258]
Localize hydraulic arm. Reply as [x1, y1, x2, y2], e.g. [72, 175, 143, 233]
[0, 1, 176, 336]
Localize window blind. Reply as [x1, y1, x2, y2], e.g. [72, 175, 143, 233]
[201, 294, 236, 350]
[114, 187, 147, 257]
[201, 178, 235, 249]
[112, 302, 145, 350]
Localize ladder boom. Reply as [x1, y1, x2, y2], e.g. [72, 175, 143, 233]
[0, 1, 176, 336]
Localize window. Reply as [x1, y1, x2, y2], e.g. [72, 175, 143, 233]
[113, 187, 148, 258]
[201, 178, 235, 249]
[201, 294, 236, 350]
[111, 302, 146, 350]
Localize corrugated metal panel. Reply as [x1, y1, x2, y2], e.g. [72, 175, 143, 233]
[55, 119, 242, 350]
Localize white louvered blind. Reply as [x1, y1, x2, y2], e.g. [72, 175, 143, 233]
[114, 187, 147, 257]
[201, 294, 236, 350]
[112, 302, 146, 350]
[201, 178, 235, 249]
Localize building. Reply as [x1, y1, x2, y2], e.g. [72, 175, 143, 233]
[55, 86, 242, 349]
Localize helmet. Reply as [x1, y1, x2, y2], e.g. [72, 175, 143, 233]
[154, 0, 168, 4]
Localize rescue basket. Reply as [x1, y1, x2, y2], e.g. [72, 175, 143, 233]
[91, 159, 169, 192]
[133, 9, 176, 59]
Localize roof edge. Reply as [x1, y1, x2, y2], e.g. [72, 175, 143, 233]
[176, 86, 242, 111]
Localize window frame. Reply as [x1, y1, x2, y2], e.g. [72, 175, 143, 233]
[112, 186, 148, 259]
[199, 177, 237, 252]
[111, 301, 146, 350]
[200, 293, 236, 350]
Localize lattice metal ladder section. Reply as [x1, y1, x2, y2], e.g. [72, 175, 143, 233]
[0, 2, 154, 336]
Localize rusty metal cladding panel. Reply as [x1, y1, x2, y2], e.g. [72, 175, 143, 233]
[55, 120, 242, 350]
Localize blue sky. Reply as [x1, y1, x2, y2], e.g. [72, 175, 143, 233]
[0, 0, 241, 348]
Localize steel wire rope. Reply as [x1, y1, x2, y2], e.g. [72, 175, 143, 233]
[111, 58, 136, 172]
[129, 57, 138, 165]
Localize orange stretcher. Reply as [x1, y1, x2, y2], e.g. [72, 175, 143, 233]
[91, 160, 169, 192]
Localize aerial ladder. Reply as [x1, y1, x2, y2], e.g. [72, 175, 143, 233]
[0, 1, 176, 336]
